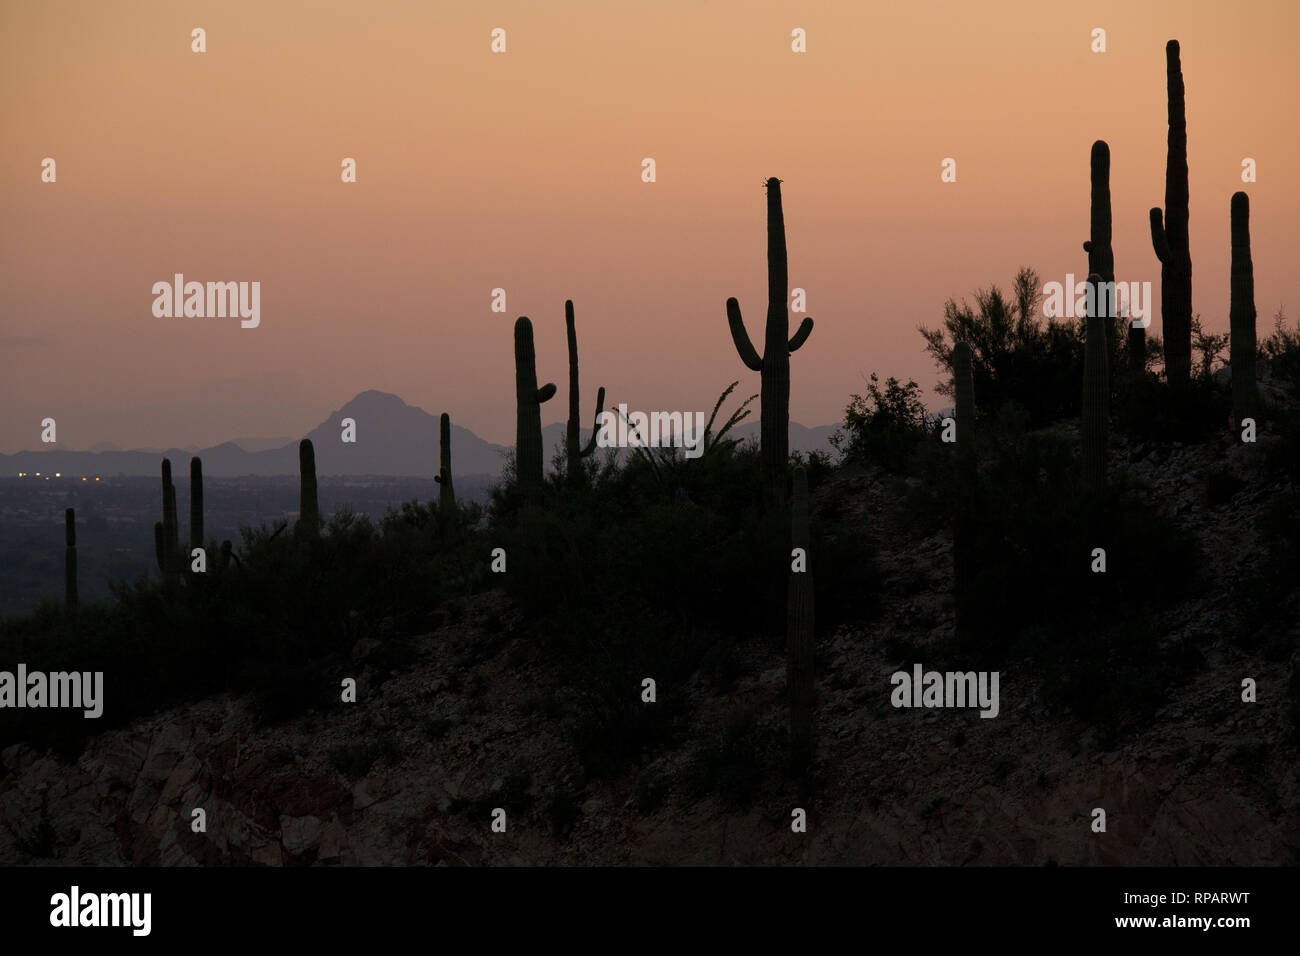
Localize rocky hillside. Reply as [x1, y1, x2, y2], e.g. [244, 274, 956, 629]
[2, 421, 1297, 866]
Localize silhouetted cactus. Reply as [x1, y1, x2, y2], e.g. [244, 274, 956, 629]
[1230, 191, 1258, 428]
[564, 300, 606, 487]
[64, 508, 77, 607]
[726, 177, 814, 509]
[951, 341, 977, 637]
[1150, 39, 1193, 391]
[1082, 140, 1135, 373]
[218, 539, 233, 572]
[787, 465, 814, 771]
[154, 522, 165, 575]
[161, 459, 179, 579]
[953, 340, 975, 445]
[298, 439, 319, 536]
[514, 316, 557, 503]
[1083, 273, 1110, 490]
[189, 456, 204, 554]
[435, 412, 456, 511]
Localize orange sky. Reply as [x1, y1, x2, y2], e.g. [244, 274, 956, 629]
[2, 0, 1297, 452]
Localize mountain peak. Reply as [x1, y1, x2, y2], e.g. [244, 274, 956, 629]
[339, 390, 412, 411]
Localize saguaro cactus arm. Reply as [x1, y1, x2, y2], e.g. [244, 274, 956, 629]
[789, 317, 814, 353]
[726, 298, 764, 371]
[580, 386, 607, 456]
[1149, 209, 1170, 263]
[536, 383, 556, 402]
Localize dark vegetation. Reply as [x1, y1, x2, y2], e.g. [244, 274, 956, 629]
[5, 288, 1295, 791]
[4, 39, 1299, 814]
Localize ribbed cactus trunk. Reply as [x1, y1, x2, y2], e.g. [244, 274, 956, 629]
[1083, 273, 1110, 490]
[952, 342, 976, 637]
[726, 178, 814, 511]
[953, 341, 975, 444]
[189, 456, 204, 554]
[218, 539, 233, 572]
[564, 300, 606, 487]
[436, 412, 456, 512]
[64, 507, 77, 607]
[787, 466, 815, 772]
[298, 439, 319, 536]
[1150, 39, 1192, 392]
[154, 522, 166, 575]
[1229, 191, 1257, 429]
[514, 316, 557, 504]
[161, 459, 179, 580]
[1083, 140, 1126, 371]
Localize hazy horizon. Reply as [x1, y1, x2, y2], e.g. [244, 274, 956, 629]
[3, 0, 1297, 454]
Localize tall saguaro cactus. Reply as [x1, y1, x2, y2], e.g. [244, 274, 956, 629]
[189, 456, 204, 554]
[161, 458, 180, 579]
[1229, 191, 1258, 428]
[514, 316, 557, 503]
[1082, 273, 1110, 490]
[564, 300, 606, 486]
[951, 341, 977, 637]
[726, 177, 815, 510]
[298, 439, 319, 536]
[1083, 140, 1133, 372]
[953, 341, 975, 446]
[1150, 39, 1193, 392]
[435, 412, 456, 511]
[787, 466, 815, 771]
[64, 508, 77, 607]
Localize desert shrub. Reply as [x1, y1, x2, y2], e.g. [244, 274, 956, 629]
[831, 373, 933, 473]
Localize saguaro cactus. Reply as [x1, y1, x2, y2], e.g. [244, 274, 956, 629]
[951, 341, 977, 637]
[787, 465, 815, 771]
[953, 341, 975, 445]
[1082, 140, 1134, 372]
[435, 412, 456, 511]
[218, 539, 233, 573]
[298, 439, 319, 536]
[514, 316, 557, 503]
[564, 300, 606, 486]
[1150, 39, 1193, 391]
[190, 456, 204, 554]
[154, 522, 166, 575]
[1082, 273, 1110, 490]
[161, 458, 179, 578]
[64, 507, 77, 607]
[1229, 191, 1258, 428]
[726, 177, 815, 510]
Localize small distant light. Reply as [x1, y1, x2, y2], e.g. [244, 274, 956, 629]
[55, 472, 61, 477]
[95, 477, 100, 481]
[35, 472, 41, 476]
[82, 477, 87, 481]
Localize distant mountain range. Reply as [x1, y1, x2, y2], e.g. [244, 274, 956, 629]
[1, 390, 839, 478]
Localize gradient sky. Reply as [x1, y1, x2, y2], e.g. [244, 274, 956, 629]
[2, 0, 1297, 452]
